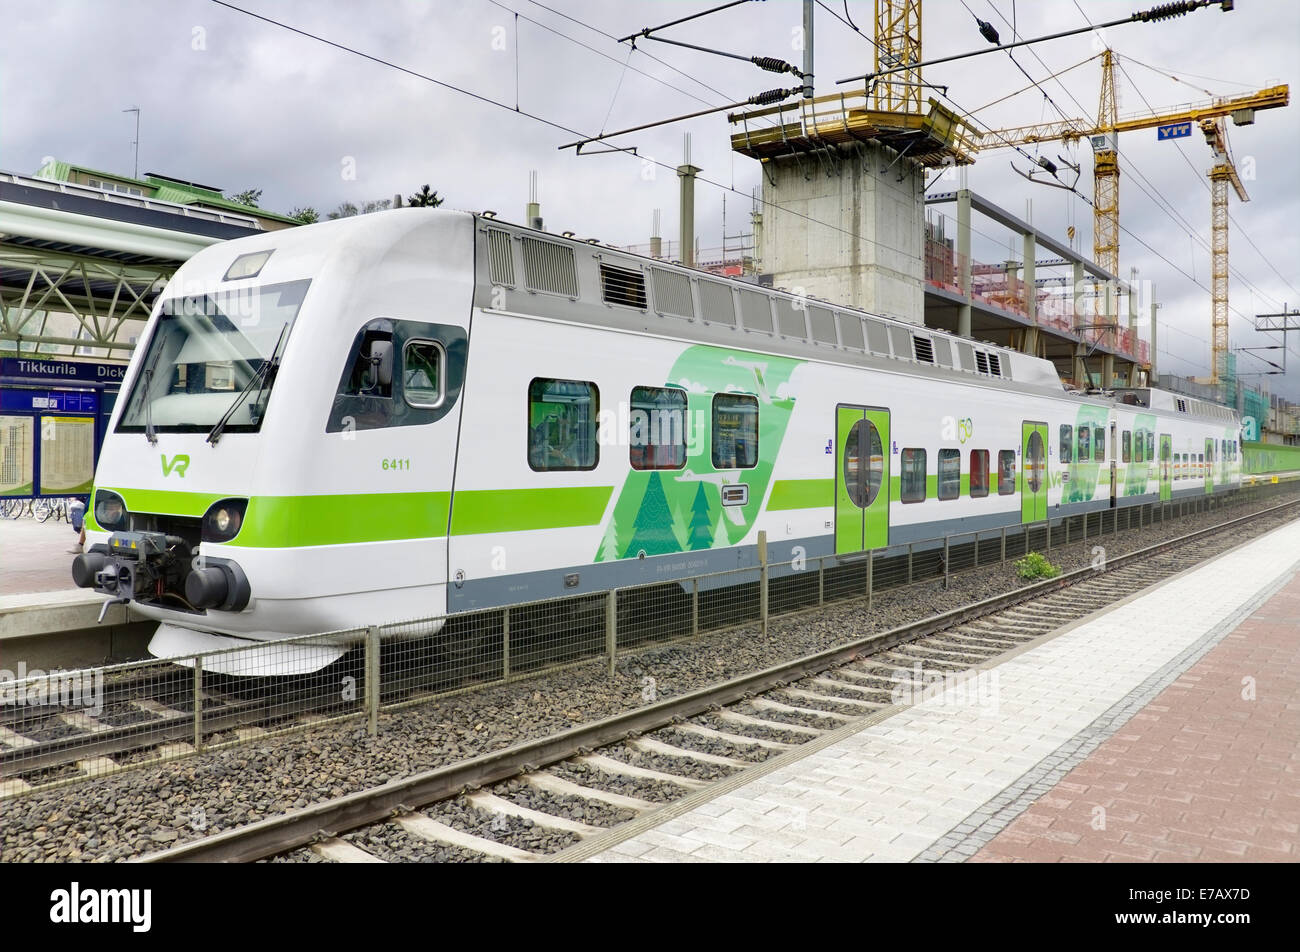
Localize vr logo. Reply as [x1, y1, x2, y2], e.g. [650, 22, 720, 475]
[161, 454, 190, 478]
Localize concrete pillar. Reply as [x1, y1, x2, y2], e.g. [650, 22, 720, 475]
[1127, 267, 1138, 332]
[802, 0, 814, 100]
[1150, 290, 1159, 381]
[677, 164, 700, 268]
[758, 143, 925, 323]
[1072, 261, 1085, 332]
[1073, 343, 1088, 386]
[1102, 352, 1114, 389]
[1022, 231, 1036, 324]
[957, 188, 972, 336]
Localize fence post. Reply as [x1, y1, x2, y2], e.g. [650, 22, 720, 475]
[907, 544, 914, 584]
[866, 550, 874, 610]
[502, 608, 511, 681]
[192, 654, 203, 753]
[691, 578, 699, 635]
[365, 625, 379, 737]
[1000, 525, 1006, 562]
[606, 589, 617, 677]
[758, 530, 769, 637]
[1045, 518, 1051, 551]
[1065, 516, 1070, 546]
[817, 557, 825, 607]
[942, 535, 950, 589]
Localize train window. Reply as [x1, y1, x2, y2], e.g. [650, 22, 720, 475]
[1077, 426, 1091, 462]
[630, 386, 687, 471]
[1094, 426, 1105, 461]
[1026, 431, 1046, 493]
[843, 419, 884, 508]
[938, 449, 960, 500]
[1122, 430, 1131, 462]
[328, 319, 467, 433]
[1060, 425, 1073, 464]
[900, 449, 927, 503]
[998, 450, 1016, 495]
[712, 393, 759, 469]
[1134, 429, 1145, 463]
[528, 378, 599, 471]
[402, 341, 444, 408]
[970, 450, 990, 498]
[1146, 430, 1155, 461]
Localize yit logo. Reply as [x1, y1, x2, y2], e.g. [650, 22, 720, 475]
[49, 882, 151, 932]
[161, 454, 190, 478]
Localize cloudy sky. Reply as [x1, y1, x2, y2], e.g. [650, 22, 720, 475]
[4, 0, 1298, 400]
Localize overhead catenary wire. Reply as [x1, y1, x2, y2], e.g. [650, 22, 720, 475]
[976, 0, 1292, 344]
[819, 1, 1283, 375]
[835, 0, 1231, 86]
[203, 1, 946, 272]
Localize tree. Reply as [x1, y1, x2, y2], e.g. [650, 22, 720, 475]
[290, 207, 319, 224]
[407, 185, 444, 207]
[687, 483, 714, 550]
[231, 188, 262, 207]
[622, 472, 680, 558]
[595, 513, 621, 563]
[328, 198, 392, 219]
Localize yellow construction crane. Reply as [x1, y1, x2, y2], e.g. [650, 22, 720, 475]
[977, 51, 1288, 381]
[1202, 116, 1249, 384]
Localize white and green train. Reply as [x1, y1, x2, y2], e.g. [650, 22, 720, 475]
[72, 209, 1242, 674]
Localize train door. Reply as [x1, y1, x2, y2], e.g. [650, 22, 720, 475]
[1020, 421, 1048, 523]
[1109, 420, 1118, 507]
[835, 405, 889, 555]
[1159, 433, 1172, 502]
[1204, 437, 1215, 494]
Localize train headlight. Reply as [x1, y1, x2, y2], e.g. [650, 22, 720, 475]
[202, 498, 248, 543]
[93, 490, 128, 531]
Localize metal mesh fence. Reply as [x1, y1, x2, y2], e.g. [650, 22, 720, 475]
[2, 479, 1295, 793]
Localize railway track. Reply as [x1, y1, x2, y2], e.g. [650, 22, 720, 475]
[137, 495, 1300, 863]
[7, 491, 1283, 797]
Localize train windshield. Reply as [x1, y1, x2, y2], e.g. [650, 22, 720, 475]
[117, 280, 310, 435]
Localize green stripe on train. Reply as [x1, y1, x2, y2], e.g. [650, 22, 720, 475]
[768, 471, 1007, 510]
[767, 479, 832, 510]
[95, 485, 614, 546]
[449, 486, 613, 535]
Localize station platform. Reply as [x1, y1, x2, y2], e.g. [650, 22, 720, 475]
[576, 514, 1300, 863]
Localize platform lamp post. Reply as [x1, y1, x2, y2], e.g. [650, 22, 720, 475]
[123, 106, 140, 179]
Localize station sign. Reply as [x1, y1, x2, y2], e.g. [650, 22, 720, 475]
[0, 388, 98, 414]
[1, 357, 128, 385]
[1157, 121, 1193, 141]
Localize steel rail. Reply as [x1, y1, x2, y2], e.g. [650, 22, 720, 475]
[137, 496, 1300, 863]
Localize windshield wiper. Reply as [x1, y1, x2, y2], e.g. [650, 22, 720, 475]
[206, 324, 288, 446]
[136, 344, 166, 445]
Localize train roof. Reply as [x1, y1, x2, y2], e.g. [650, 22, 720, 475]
[466, 211, 1070, 395]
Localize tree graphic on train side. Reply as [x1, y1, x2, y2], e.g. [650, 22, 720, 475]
[595, 512, 622, 562]
[688, 483, 714, 550]
[621, 471, 681, 558]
